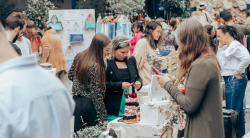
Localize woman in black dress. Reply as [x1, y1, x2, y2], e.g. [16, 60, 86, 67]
[68, 33, 111, 132]
[105, 35, 143, 122]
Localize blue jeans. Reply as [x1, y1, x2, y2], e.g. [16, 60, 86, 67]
[108, 23, 115, 39]
[159, 49, 171, 73]
[223, 74, 247, 138]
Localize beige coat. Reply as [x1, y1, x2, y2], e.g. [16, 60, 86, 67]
[42, 29, 67, 74]
[132, 38, 157, 85]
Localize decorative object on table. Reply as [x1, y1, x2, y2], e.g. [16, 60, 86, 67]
[70, 22, 84, 43]
[40, 62, 52, 70]
[22, 0, 56, 32]
[140, 74, 180, 137]
[65, 46, 75, 71]
[85, 14, 96, 29]
[72, 117, 108, 138]
[48, 15, 63, 31]
[123, 93, 139, 124]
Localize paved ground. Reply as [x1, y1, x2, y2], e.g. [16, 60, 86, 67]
[69, 82, 250, 137]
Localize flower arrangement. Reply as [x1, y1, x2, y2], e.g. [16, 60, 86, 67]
[72, 116, 108, 138]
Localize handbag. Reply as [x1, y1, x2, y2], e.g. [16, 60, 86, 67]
[65, 46, 75, 71]
[69, 22, 84, 43]
[85, 14, 96, 29]
[48, 15, 63, 31]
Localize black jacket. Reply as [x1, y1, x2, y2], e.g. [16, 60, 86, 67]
[104, 56, 143, 116]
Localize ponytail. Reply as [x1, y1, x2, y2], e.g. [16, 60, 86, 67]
[218, 25, 242, 43]
[39, 23, 52, 32]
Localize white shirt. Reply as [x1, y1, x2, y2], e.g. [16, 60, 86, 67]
[217, 40, 250, 76]
[0, 55, 75, 138]
[14, 37, 32, 55]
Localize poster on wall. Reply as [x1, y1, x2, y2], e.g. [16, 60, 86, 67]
[64, 10, 80, 20]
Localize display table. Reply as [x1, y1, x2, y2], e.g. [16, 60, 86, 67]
[44, 68, 57, 76]
[107, 118, 178, 138]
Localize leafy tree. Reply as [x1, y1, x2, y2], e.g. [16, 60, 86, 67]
[22, 0, 56, 32]
[75, 0, 107, 18]
[162, 0, 190, 19]
[0, 0, 16, 26]
[106, 0, 145, 16]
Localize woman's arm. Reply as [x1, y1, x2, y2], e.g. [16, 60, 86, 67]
[233, 47, 250, 74]
[42, 37, 51, 63]
[106, 81, 123, 93]
[38, 47, 42, 56]
[89, 64, 107, 121]
[132, 40, 148, 70]
[245, 17, 250, 27]
[164, 63, 210, 114]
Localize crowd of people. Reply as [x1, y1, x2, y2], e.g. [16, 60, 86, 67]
[1, 9, 250, 138]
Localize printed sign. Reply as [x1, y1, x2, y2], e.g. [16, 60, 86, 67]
[64, 10, 80, 20]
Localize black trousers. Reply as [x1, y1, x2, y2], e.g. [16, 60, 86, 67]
[73, 96, 97, 133]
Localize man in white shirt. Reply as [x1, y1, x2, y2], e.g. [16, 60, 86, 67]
[14, 33, 32, 55]
[9, 12, 32, 55]
[14, 23, 32, 55]
[0, 22, 75, 138]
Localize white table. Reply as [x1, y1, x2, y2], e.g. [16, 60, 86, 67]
[44, 68, 57, 76]
[108, 118, 178, 138]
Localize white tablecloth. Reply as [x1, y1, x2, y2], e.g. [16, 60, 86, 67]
[107, 118, 178, 138]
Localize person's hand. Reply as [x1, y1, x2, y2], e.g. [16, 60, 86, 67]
[156, 74, 172, 88]
[165, 74, 176, 83]
[219, 42, 224, 48]
[133, 81, 141, 90]
[122, 82, 131, 89]
[232, 73, 243, 80]
[38, 52, 42, 56]
[234, 18, 241, 24]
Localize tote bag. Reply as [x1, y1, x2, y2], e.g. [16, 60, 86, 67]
[48, 15, 63, 31]
[69, 22, 84, 43]
[65, 46, 75, 71]
[85, 14, 96, 29]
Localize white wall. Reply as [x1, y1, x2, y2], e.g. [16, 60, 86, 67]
[49, 9, 95, 92]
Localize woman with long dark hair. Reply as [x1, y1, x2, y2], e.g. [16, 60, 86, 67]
[133, 21, 163, 85]
[68, 33, 111, 132]
[157, 19, 224, 138]
[217, 25, 250, 137]
[204, 25, 216, 53]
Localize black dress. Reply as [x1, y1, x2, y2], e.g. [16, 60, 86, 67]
[119, 68, 131, 83]
[105, 56, 143, 116]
